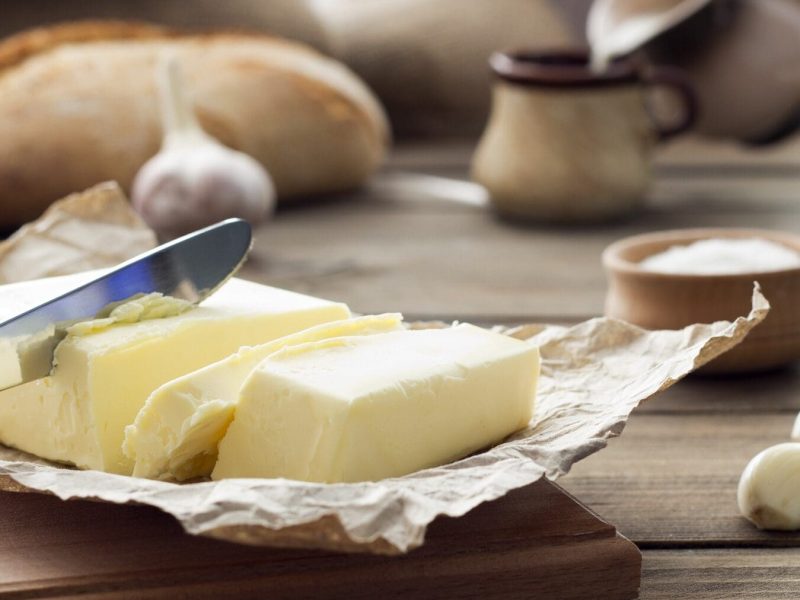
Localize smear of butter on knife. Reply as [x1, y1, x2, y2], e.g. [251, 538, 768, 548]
[68, 293, 194, 336]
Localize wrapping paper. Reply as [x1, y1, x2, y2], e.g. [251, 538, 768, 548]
[0, 186, 769, 554]
[0, 181, 156, 283]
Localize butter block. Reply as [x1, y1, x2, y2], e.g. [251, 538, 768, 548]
[0, 274, 350, 474]
[0, 273, 103, 388]
[125, 313, 404, 481]
[212, 324, 540, 483]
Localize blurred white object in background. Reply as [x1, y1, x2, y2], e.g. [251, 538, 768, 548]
[587, 0, 800, 143]
[371, 173, 489, 208]
[639, 238, 800, 274]
[588, 0, 712, 72]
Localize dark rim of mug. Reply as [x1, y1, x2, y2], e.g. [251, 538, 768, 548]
[491, 49, 640, 88]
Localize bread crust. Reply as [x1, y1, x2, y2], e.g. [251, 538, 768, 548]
[0, 21, 388, 227]
[0, 21, 174, 74]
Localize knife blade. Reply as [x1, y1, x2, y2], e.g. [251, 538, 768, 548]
[0, 218, 252, 390]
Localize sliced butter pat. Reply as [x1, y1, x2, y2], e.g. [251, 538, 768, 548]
[212, 323, 540, 483]
[0, 275, 350, 474]
[125, 313, 404, 481]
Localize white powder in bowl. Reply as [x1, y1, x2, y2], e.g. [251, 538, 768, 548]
[639, 238, 800, 275]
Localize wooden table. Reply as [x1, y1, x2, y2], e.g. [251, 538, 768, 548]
[243, 135, 800, 598]
[3, 135, 800, 598]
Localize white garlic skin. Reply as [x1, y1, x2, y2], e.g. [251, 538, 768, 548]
[738, 442, 800, 530]
[132, 56, 276, 237]
[132, 136, 275, 237]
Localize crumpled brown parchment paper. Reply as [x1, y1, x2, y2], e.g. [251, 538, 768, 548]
[0, 186, 770, 554]
[0, 181, 156, 283]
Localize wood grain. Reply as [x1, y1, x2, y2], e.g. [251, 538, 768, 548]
[0, 480, 640, 600]
[561, 413, 800, 546]
[243, 201, 613, 321]
[637, 366, 800, 413]
[239, 139, 800, 323]
[642, 549, 800, 600]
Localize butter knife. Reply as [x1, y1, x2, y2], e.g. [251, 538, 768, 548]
[0, 218, 252, 390]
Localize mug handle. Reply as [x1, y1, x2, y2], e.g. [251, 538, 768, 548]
[641, 67, 698, 141]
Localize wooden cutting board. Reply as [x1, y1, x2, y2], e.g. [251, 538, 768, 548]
[0, 479, 640, 599]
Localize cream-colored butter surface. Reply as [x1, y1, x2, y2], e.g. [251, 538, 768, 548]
[212, 324, 540, 483]
[0, 272, 102, 387]
[125, 313, 404, 481]
[0, 274, 350, 474]
[12, 294, 194, 386]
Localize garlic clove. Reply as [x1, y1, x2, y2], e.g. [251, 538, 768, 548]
[131, 55, 276, 237]
[738, 442, 800, 530]
[132, 140, 275, 237]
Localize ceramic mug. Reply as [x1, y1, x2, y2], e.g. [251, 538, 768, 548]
[471, 49, 696, 222]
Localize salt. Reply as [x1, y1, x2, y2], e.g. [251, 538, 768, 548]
[640, 238, 800, 275]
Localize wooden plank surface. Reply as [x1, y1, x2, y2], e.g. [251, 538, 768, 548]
[642, 549, 800, 600]
[636, 367, 800, 413]
[241, 136, 800, 323]
[243, 200, 613, 321]
[0, 480, 640, 600]
[560, 412, 800, 546]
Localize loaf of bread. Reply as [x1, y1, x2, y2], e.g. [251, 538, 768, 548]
[0, 21, 389, 227]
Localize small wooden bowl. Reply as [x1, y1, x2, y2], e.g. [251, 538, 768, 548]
[602, 228, 800, 373]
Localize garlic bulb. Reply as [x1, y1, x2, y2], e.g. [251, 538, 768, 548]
[738, 443, 800, 530]
[132, 56, 275, 237]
